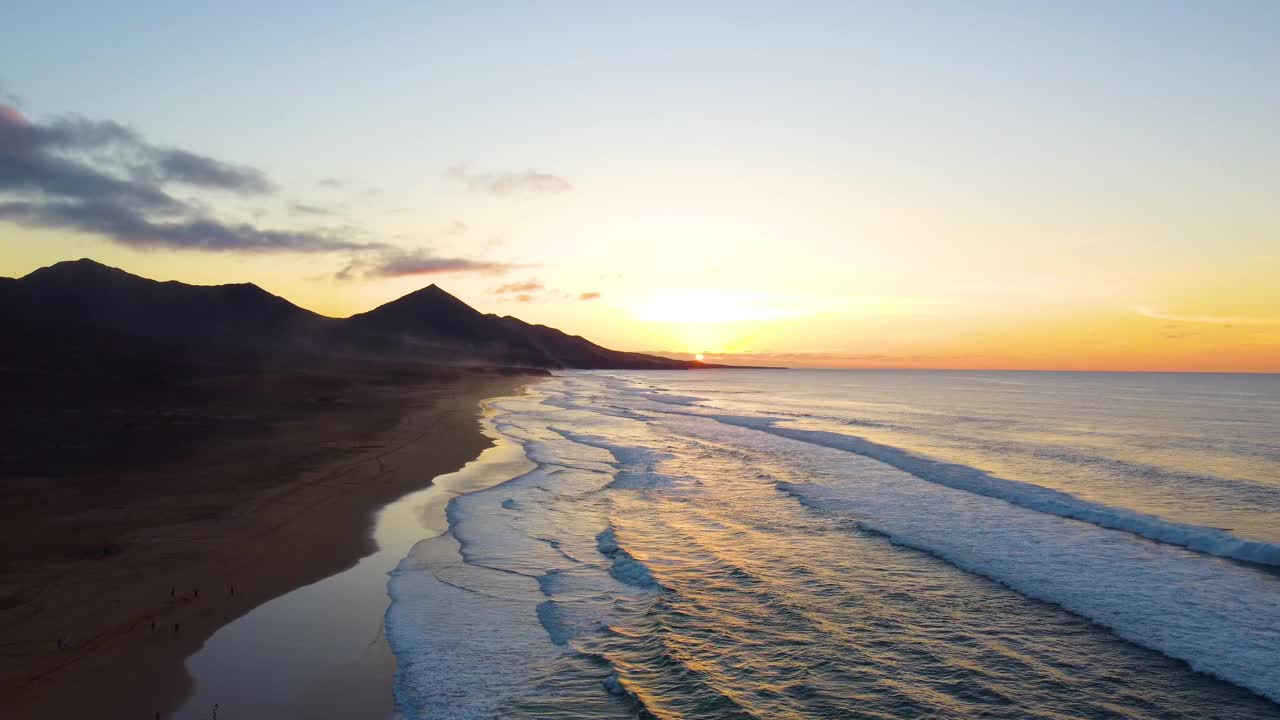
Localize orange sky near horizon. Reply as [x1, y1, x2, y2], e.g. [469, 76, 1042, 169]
[1, 239, 1276, 374]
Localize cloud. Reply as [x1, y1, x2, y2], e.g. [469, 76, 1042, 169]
[578, 291, 601, 301]
[372, 252, 509, 278]
[337, 249, 515, 280]
[1132, 306, 1278, 326]
[514, 293, 535, 303]
[0, 105, 386, 254]
[0, 199, 374, 252]
[1, 104, 515, 280]
[0, 105, 25, 125]
[290, 202, 331, 216]
[2, 110, 271, 195]
[493, 280, 543, 294]
[317, 177, 343, 189]
[445, 164, 572, 196]
[143, 147, 273, 193]
[0, 81, 22, 110]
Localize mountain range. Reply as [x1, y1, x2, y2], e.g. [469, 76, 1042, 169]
[0, 259, 712, 376]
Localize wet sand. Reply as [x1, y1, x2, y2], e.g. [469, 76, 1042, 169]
[0, 369, 535, 720]
[175, 400, 535, 719]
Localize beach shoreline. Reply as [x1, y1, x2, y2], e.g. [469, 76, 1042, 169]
[177, 388, 537, 720]
[0, 369, 535, 720]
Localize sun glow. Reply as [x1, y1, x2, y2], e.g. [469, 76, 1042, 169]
[695, 353, 705, 361]
[634, 292, 828, 324]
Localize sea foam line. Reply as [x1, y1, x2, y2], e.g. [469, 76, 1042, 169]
[555, 377, 1280, 706]
[775, 477, 1280, 705]
[606, 393, 1280, 569]
[605, 379, 1280, 568]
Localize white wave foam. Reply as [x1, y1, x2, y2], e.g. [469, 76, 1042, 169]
[386, 534, 560, 720]
[597, 528, 657, 588]
[387, 397, 656, 717]
[707, 416, 1280, 568]
[663, 416, 1280, 703]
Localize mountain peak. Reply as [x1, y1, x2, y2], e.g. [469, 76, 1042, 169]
[3, 258, 708, 371]
[421, 283, 450, 295]
[26, 258, 130, 280]
[346, 281, 486, 335]
[379, 282, 470, 310]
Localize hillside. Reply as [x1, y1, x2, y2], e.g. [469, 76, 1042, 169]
[0, 259, 704, 373]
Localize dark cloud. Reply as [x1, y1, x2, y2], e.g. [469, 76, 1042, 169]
[0, 199, 371, 252]
[493, 280, 543, 294]
[1, 105, 513, 279]
[1, 110, 270, 196]
[578, 291, 601, 301]
[373, 252, 509, 278]
[1, 114, 183, 215]
[148, 147, 272, 193]
[0, 105, 381, 254]
[337, 249, 514, 281]
[446, 164, 571, 196]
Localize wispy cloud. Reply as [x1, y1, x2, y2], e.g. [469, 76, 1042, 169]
[493, 280, 543, 294]
[1132, 306, 1278, 326]
[578, 291, 601, 301]
[337, 249, 515, 281]
[290, 202, 332, 216]
[445, 164, 572, 196]
[0, 79, 23, 108]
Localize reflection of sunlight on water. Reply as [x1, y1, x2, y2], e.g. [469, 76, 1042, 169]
[647, 369, 1280, 542]
[387, 373, 1280, 718]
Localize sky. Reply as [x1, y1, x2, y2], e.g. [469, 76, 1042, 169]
[2, 2, 1278, 371]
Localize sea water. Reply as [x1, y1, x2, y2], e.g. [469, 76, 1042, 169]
[386, 370, 1280, 719]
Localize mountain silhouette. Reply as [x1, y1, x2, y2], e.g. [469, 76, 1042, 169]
[0, 259, 704, 373]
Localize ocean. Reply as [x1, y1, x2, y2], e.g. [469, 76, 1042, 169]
[386, 370, 1280, 719]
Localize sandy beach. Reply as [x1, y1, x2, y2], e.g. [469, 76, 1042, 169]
[0, 368, 535, 720]
[176, 399, 536, 719]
